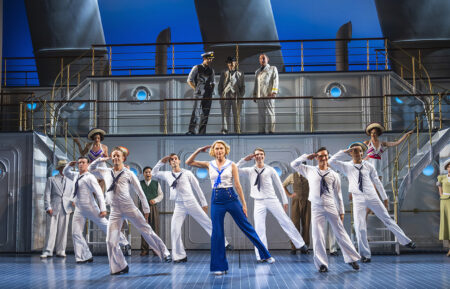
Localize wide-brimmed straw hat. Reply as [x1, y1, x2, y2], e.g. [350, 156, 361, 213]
[348, 141, 368, 153]
[365, 122, 385, 136]
[87, 128, 106, 141]
[56, 160, 67, 169]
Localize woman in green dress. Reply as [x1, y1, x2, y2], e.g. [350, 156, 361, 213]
[438, 159, 450, 256]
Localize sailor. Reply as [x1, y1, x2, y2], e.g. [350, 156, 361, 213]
[253, 53, 279, 134]
[187, 51, 216, 135]
[63, 157, 129, 264]
[218, 56, 245, 134]
[40, 160, 73, 259]
[89, 147, 171, 275]
[328, 142, 416, 263]
[236, 148, 308, 261]
[291, 147, 360, 272]
[152, 154, 231, 263]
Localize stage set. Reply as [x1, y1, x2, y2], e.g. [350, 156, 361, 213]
[1, 0, 450, 288]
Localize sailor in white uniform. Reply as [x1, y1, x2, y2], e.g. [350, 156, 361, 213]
[152, 154, 231, 263]
[291, 147, 360, 272]
[89, 147, 171, 275]
[64, 157, 129, 264]
[328, 142, 415, 262]
[236, 148, 308, 260]
[40, 160, 73, 258]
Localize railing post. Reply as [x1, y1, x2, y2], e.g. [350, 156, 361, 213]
[163, 99, 168, 135]
[412, 57, 416, 92]
[60, 58, 64, 87]
[301, 41, 304, 72]
[366, 39, 370, 70]
[235, 44, 239, 70]
[93, 100, 97, 128]
[416, 115, 419, 150]
[64, 121, 68, 153]
[172, 44, 175, 74]
[109, 46, 112, 76]
[309, 97, 314, 132]
[31, 99, 34, 130]
[72, 139, 76, 160]
[19, 102, 23, 131]
[439, 93, 442, 129]
[67, 64, 70, 98]
[91, 47, 95, 76]
[384, 38, 388, 70]
[383, 95, 388, 130]
[44, 100, 47, 134]
[375, 51, 378, 70]
[23, 103, 27, 131]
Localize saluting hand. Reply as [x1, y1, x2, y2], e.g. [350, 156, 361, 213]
[68, 161, 77, 167]
[307, 153, 317, 160]
[243, 154, 255, 162]
[161, 155, 171, 163]
[199, 145, 211, 153]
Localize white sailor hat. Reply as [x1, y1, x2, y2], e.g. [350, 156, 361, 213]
[443, 159, 450, 171]
[201, 51, 215, 59]
[365, 122, 385, 136]
[348, 141, 368, 152]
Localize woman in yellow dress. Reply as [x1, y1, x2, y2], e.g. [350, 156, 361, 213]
[438, 159, 450, 256]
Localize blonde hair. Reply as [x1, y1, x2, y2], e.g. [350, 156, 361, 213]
[209, 140, 230, 157]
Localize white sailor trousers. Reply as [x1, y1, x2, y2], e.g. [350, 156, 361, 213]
[311, 203, 360, 269]
[171, 200, 214, 261]
[253, 198, 306, 260]
[43, 210, 70, 255]
[107, 205, 170, 274]
[352, 194, 411, 258]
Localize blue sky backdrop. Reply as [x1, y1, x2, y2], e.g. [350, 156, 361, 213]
[3, 0, 382, 57]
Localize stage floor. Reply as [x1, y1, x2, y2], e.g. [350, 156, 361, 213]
[1, 251, 448, 289]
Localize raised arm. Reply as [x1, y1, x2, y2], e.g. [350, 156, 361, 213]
[63, 162, 78, 181]
[328, 149, 351, 175]
[383, 130, 413, 147]
[73, 139, 90, 156]
[232, 163, 248, 217]
[290, 154, 314, 177]
[88, 157, 110, 179]
[152, 159, 168, 181]
[185, 146, 210, 168]
[235, 154, 255, 176]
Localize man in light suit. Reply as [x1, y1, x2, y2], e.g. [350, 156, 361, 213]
[218, 56, 245, 134]
[253, 53, 279, 134]
[41, 160, 74, 258]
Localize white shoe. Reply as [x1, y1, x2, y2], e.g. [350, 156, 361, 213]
[265, 257, 275, 264]
[213, 271, 227, 276]
[40, 253, 52, 258]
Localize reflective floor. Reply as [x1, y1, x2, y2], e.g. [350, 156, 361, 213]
[1, 251, 449, 289]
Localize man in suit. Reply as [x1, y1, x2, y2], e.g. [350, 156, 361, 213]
[41, 160, 74, 258]
[218, 56, 245, 134]
[253, 53, 279, 134]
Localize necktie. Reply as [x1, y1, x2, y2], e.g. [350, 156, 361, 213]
[211, 161, 232, 189]
[171, 172, 183, 189]
[73, 174, 85, 198]
[354, 165, 364, 192]
[254, 168, 265, 191]
[318, 171, 330, 196]
[107, 170, 125, 193]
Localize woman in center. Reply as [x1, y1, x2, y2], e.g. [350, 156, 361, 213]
[186, 140, 274, 275]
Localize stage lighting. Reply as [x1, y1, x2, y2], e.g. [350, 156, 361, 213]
[78, 103, 87, 110]
[395, 97, 404, 104]
[26, 103, 38, 111]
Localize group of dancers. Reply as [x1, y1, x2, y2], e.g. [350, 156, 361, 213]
[41, 123, 416, 275]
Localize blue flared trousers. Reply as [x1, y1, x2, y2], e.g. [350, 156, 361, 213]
[210, 187, 271, 271]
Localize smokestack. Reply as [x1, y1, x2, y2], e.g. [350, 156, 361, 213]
[336, 21, 352, 71]
[155, 28, 171, 75]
